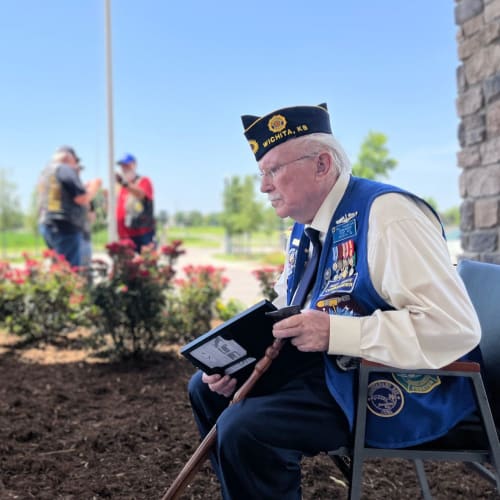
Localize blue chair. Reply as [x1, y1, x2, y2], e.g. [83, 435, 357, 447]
[328, 259, 500, 499]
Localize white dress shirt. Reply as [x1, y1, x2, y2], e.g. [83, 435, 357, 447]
[274, 174, 481, 370]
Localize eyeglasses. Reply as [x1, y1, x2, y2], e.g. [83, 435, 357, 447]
[258, 153, 318, 179]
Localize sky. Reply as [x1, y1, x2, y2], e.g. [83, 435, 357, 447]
[0, 1, 462, 216]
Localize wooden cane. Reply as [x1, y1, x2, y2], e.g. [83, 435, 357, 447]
[161, 337, 285, 500]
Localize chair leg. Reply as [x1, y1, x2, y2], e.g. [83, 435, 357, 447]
[465, 462, 500, 491]
[348, 456, 363, 500]
[471, 376, 500, 492]
[413, 459, 432, 500]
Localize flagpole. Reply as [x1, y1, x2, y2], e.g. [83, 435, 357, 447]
[104, 0, 117, 242]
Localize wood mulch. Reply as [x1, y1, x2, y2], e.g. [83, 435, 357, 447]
[0, 332, 498, 499]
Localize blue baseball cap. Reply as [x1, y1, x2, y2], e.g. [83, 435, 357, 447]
[116, 153, 136, 165]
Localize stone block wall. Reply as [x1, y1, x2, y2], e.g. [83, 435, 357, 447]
[456, 0, 500, 263]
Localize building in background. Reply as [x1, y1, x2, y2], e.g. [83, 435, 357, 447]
[455, 0, 500, 263]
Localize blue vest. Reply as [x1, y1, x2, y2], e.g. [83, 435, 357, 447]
[286, 176, 478, 448]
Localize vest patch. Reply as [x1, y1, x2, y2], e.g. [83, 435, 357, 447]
[320, 274, 358, 295]
[392, 374, 441, 394]
[367, 379, 404, 418]
[287, 248, 298, 276]
[332, 218, 357, 244]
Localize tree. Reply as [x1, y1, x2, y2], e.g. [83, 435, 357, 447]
[220, 175, 264, 253]
[186, 210, 204, 227]
[0, 168, 24, 231]
[352, 131, 397, 180]
[440, 206, 460, 227]
[27, 189, 40, 234]
[261, 206, 282, 236]
[90, 188, 108, 233]
[423, 198, 460, 227]
[156, 209, 169, 227]
[205, 212, 221, 226]
[424, 196, 438, 212]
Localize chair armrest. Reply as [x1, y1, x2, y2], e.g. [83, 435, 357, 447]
[360, 359, 481, 375]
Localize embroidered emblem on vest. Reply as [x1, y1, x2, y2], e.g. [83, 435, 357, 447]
[315, 293, 351, 311]
[287, 247, 298, 276]
[392, 374, 441, 394]
[321, 275, 358, 295]
[335, 211, 358, 224]
[367, 379, 404, 418]
[324, 267, 332, 281]
[332, 218, 357, 244]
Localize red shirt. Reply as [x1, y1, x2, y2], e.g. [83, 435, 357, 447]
[116, 176, 154, 238]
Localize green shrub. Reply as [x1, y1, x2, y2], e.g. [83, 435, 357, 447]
[89, 239, 185, 359]
[0, 251, 90, 341]
[252, 265, 284, 302]
[215, 297, 246, 321]
[164, 264, 229, 344]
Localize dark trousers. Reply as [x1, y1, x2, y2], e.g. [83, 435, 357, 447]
[39, 222, 54, 250]
[129, 230, 156, 253]
[188, 358, 351, 500]
[48, 225, 83, 268]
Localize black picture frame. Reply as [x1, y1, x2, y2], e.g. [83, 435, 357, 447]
[180, 300, 277, 375]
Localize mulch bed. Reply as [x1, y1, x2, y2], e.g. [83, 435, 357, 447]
[0, 334, 498, 500]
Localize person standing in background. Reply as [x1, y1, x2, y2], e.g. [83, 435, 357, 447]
[115, 153, 156, 253]
[43, 146, 101, 267]
[77, 163, 98, 280]
[37, 160, 56, 250]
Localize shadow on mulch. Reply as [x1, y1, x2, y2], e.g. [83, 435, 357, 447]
[0, 336, 498, 500]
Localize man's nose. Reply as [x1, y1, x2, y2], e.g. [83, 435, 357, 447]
[260, 175, 273, 193]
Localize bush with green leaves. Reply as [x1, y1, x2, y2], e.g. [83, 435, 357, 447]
[89, 239, 185, 358]
[215, 297, 245, 321]
[252, 264, 284, 302]
[0, 250, 90, 341]
[164, 264, 229, 343]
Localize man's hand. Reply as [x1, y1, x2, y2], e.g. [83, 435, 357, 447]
[272, 309, 330, 352]
[115, 172, 127, 186]
[202, 372, 237, 398]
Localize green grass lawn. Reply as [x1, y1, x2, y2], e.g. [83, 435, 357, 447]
[0, 226, 285, 265]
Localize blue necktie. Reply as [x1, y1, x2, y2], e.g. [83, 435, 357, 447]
[292, 228, 322, 307]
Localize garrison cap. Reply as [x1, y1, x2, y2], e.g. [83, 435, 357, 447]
[241, 103, 332, 161]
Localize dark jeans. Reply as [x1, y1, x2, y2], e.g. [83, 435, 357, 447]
[39, 223, 54, 250]
[48, 225, 83, 267]
[129, 230, 156, 253]
[188, 358, 351, 500]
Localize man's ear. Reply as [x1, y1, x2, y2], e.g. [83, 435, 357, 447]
[316, 152, 331, 175]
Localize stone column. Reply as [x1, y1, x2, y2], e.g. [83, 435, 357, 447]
[456, 0, 500, 263]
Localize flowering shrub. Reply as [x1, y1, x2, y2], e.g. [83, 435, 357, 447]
[252, 264, 284, 302]
[215, 297, 245, 322]
[164, 264, 230, 343]
[89, 239, 185, 358]
[0, 250, 90, 341]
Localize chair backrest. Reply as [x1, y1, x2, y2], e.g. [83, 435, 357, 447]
[457, 259, 500, 425]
